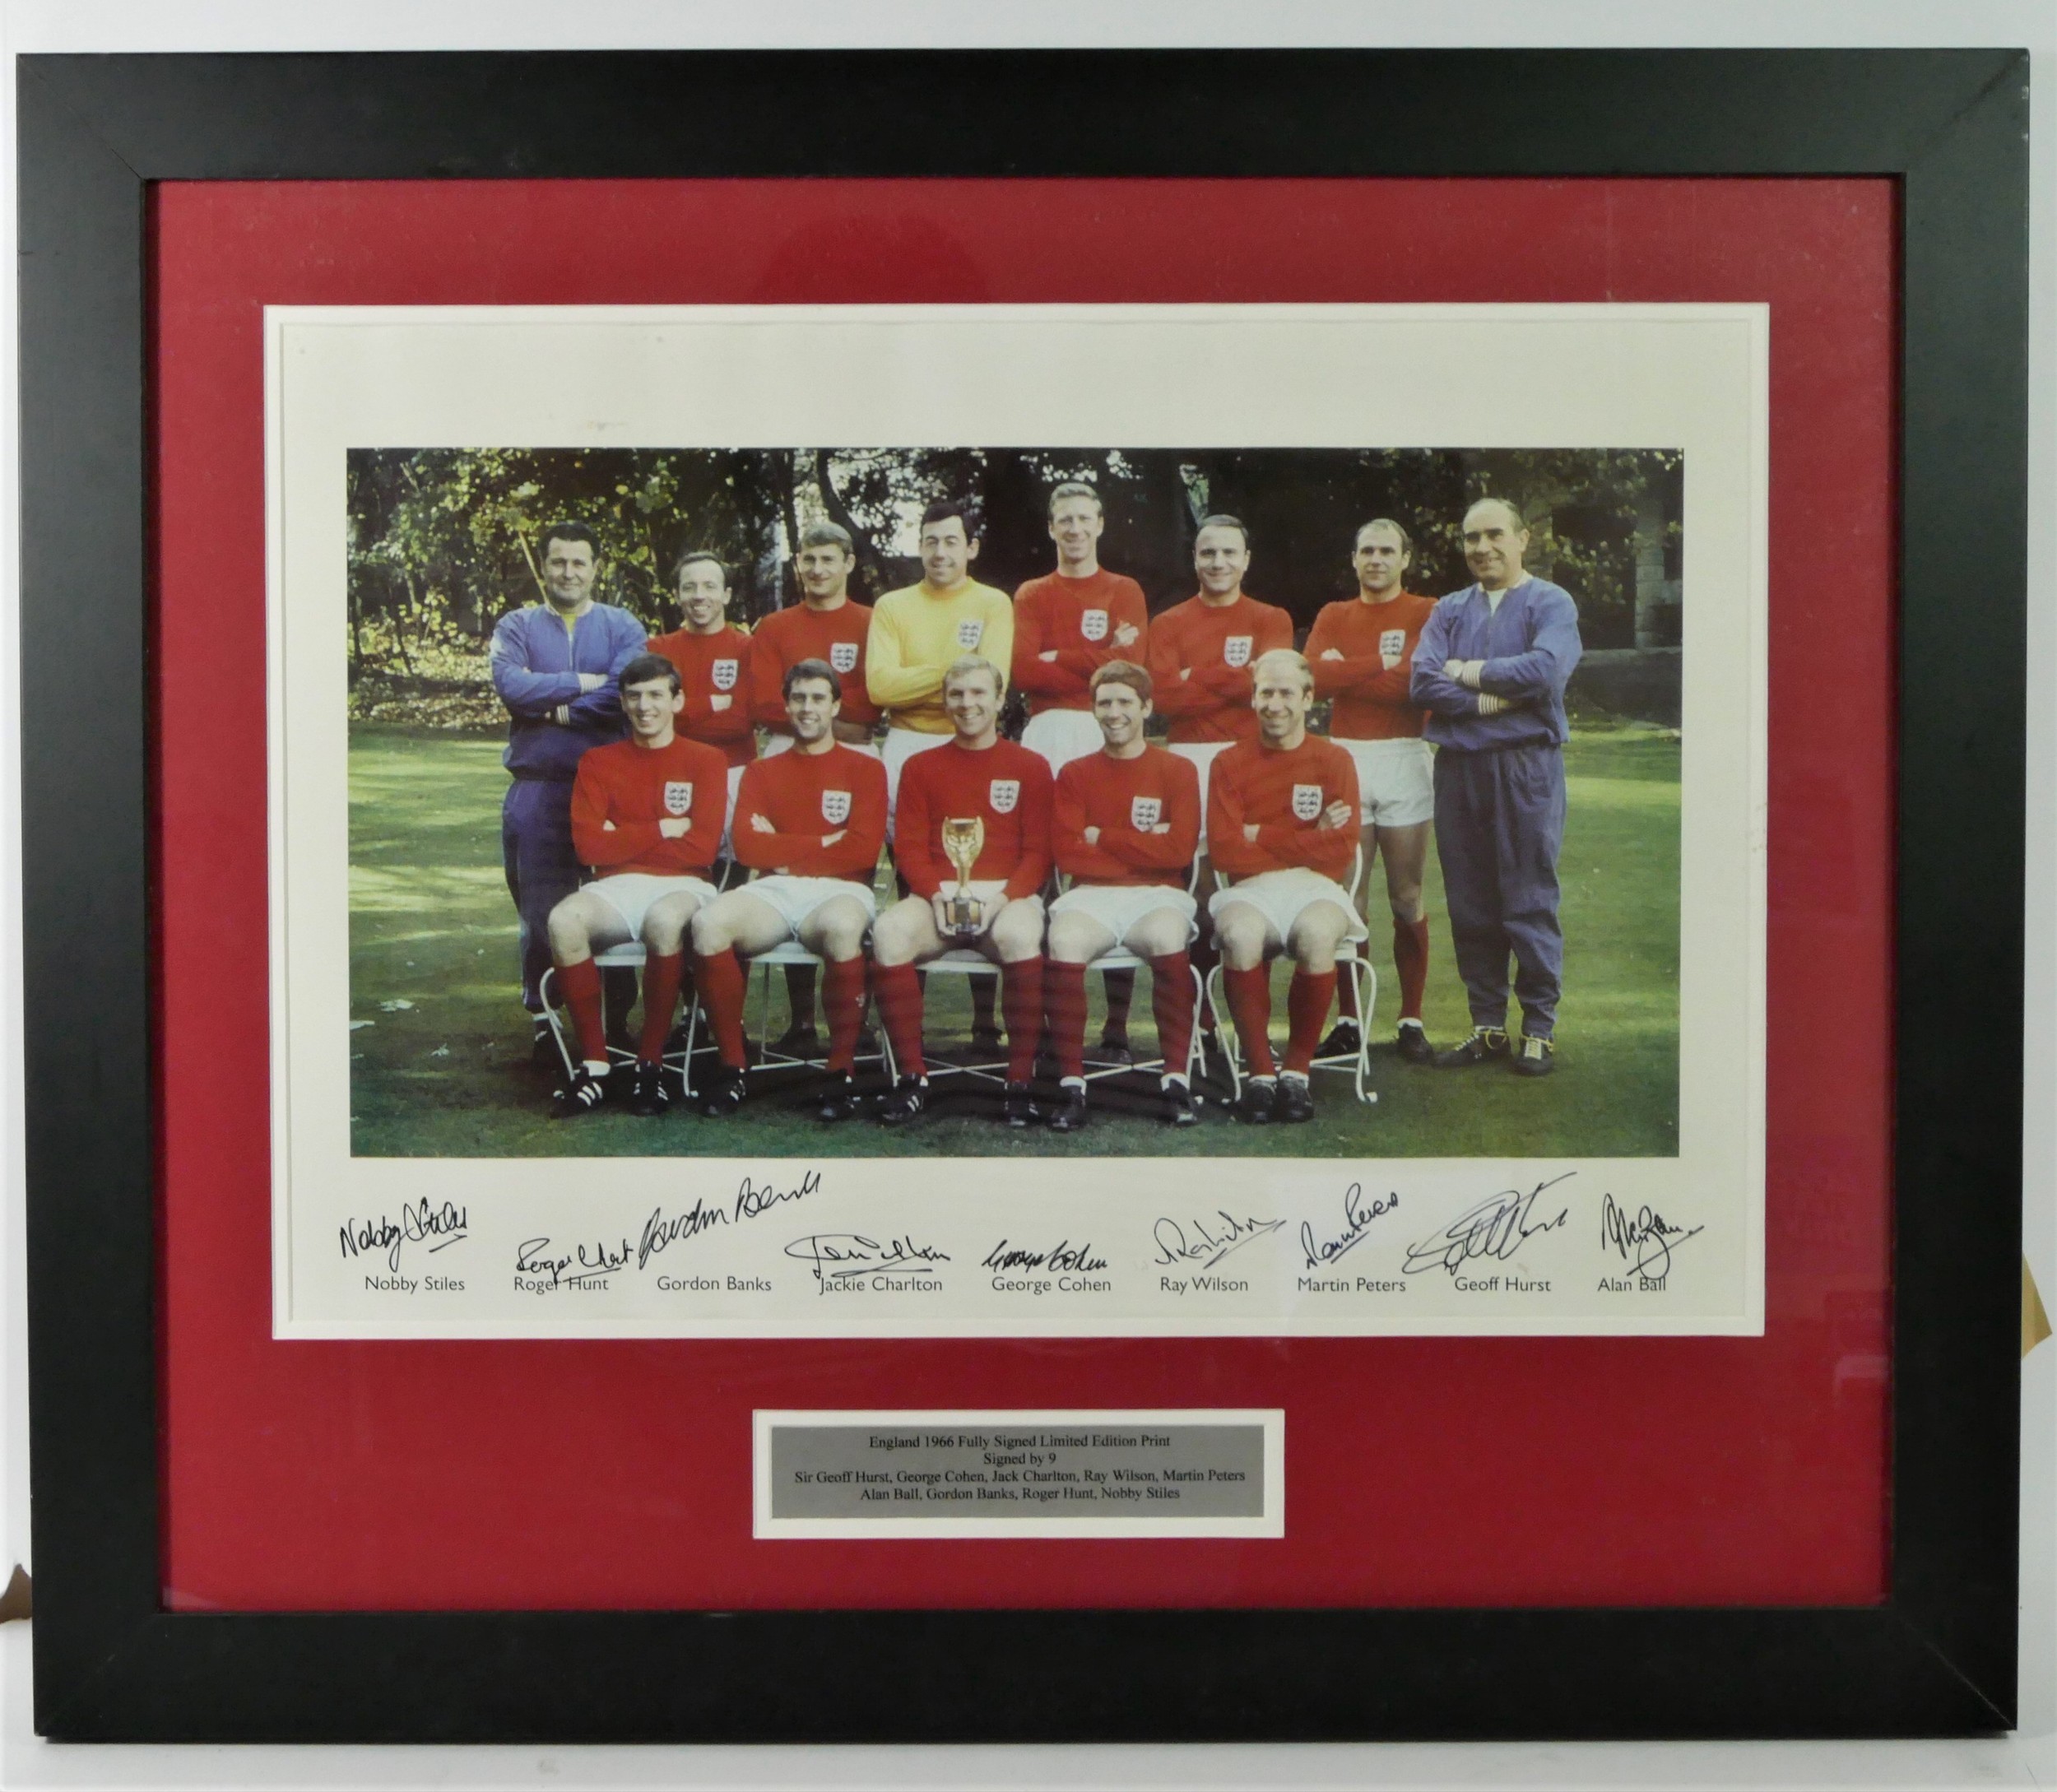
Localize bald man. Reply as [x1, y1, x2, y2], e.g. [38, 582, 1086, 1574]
[1409, 499, 1583, 1077]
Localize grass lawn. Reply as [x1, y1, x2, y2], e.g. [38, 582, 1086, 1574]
[348, 727, 1679, 1158]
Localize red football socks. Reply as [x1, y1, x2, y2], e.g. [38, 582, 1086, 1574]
[1284, 968, 1338, 1075]
[1224, 965, 1276, 1077]
[822, 956, 866, 1074]
[1044, 960, 1089, 1081]
[1149, 952, 1196, 1080]
[693, 949, 750, 1071]
[638, 949, 685, 1065]
[1394, 916, 1431, 1021]
[557, 956, 607, 1067]
[873, 962, 926, 1079]
[1003, 956, 1045, 1082]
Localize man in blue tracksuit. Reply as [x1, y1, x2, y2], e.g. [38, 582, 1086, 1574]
[490, 522, 648, 1050]
[1409, 498, 1583, 1077]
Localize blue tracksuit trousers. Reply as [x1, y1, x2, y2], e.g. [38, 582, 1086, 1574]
[1432, 740, 1567, 1038]
[502, 777, 579, 1013]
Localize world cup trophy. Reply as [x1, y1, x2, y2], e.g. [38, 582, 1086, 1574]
[940, 816, 987, 938]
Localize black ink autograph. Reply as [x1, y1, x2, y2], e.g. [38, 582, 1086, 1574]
[515, 1234, 630, 1289]
[981, 1239, 1111, 1274]
[784, 1233, 950, 1290]
[338, 1199, 468, 1272]
[635, 1172, 824, 1270]
[1299, 1183, 1398, 1270]
[1402, 1173, 1575, 1277]
[1600, 1193, 1704, 1279]
[1152, 1211, 1286, 1271]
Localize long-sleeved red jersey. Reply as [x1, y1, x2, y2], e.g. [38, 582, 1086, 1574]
[1145, 592, 1296, 744]
[1206, 734, 1360, 884]
[745, 599, 879, 731]
[1053, 746, 1201, 888]
[1306, 592, 1436, 740]
[648, 624, 757, 767]
[570, 731, 731, 876]
[731, 740, 888, 881]
[894, 736, 1054, 902]
[1010, 568, 1149, 713]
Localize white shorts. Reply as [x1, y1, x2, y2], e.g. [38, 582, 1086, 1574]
[761, 732, 881, 760]
[740, 874, 878, 939]
[1022, 707, 1105, 773]
[882, 726, 954, 834]
[1049, 882, 1199, 949]
[1168, 740, 1235, 834]
[1208, 868, 1369, 947]
[898, 880, 1042, 953]
[1338, 736, 1435, 828]
[586, 873, 720, 943]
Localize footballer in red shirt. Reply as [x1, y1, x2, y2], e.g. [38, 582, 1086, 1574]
[1206, 648, 1368, 1124]
[1043, 662, 1204, 1131]
[648, 551, 756, 865]
[546, 653, 731, 1119]
[743, 521, 880, 1060]
[687, 658, 889, 1122]
[1010, 480, 1152, 1062]
[871, 656, 1054, 1128]
[1306, 518, 1440, 1062]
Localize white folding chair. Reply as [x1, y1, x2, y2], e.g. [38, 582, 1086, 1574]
[536, 940, 705, 1097]
[1202, 844, 1378, 1105]
[1056, 857, 1210, 1089]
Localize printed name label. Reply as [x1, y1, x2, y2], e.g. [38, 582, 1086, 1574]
[754, 1409, 1282, 1538]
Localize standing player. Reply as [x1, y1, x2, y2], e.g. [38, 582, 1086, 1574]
[1410, 498, 1583, 1076]
[1145, 514, 1294, 1038]
[1206, 649, 1366, 1124]
[648, 551, 756, 856]
[688, 660, 889, 1121]
[746, 521, 881, 1055]
[870, 657, 1053, 1129]
[1010, 480, 1153, 1061]
[544, 654, 730, 1119]
[1044, 662, 1203, 1132]
[1307, 518, 1439, 1064]
[489, 521, 648, 1058]
[866, 497, 1016, 1048]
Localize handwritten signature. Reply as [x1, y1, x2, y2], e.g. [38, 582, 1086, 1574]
[981, 1239, 1110, 1274]
[1402, 1173, 1574, 1277]
[783, 1232, 950, 1290]
[1600, 1193, 1704, 1279]
[1152, 1210, 1285, 1271]
[636, 1172, 824, 1270]
[516, 1233, 631, 1289]
[1300, 1182, 1398, 1270]
[338, 1199, 468, 1272]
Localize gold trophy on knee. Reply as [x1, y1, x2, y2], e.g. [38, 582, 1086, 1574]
[940, 816, 987, 938]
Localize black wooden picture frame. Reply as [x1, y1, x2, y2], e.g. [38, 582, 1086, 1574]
[16, 48, 2027, 1742]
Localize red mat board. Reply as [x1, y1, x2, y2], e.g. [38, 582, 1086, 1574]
[155, 178, 1892, 1611]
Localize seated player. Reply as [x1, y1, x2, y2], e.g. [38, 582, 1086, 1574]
[1206, 648, 1367, 1124]
[869, 656, 1053, 1128]
[1043, 662, 1203, 1131]
[545, 653, 731, 1119]
[688, 660, 889, 1121]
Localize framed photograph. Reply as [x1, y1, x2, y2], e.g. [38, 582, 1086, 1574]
[19, 47, 2025, 1740]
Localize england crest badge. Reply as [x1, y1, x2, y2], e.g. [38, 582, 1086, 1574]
[1379, 628, 1407, 661]
[1223, 634, 1253, 668]
[1130, 795, 1163, 829]
[1292, 782, 1324, 821]
[956, 619, 985, 650]
[1080, 608, 1109, 643]
[989, 779, 1020, 815]
[664, 781, 694, 816]
[829, 640, 859, 674]
[712, 657, 739, 692]
[821, 788, 852, 825]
